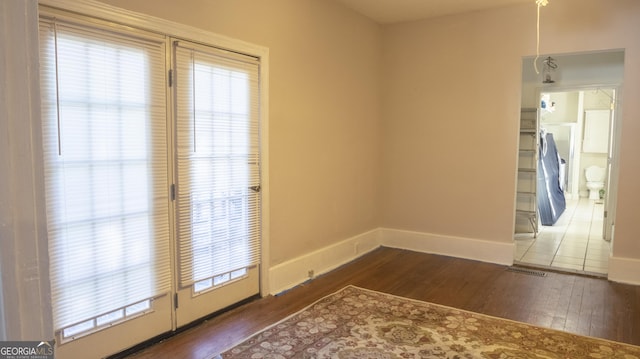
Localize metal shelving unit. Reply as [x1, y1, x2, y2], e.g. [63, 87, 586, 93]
[515, 108, 538, 237]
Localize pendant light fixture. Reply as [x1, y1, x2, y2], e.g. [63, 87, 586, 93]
[542, 56, 557, 83]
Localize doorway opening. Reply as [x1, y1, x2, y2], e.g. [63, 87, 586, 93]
[514, 50, 624, 276]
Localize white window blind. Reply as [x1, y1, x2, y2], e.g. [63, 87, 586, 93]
[39, 19, 171, 332]
[174, 41, 261, 288]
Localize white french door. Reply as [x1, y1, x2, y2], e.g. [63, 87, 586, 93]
[39, 9, 262, 359]
[39, 16, 174, 359]
[172, 40, 262, 327]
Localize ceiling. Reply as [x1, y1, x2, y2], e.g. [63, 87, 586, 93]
[333, 0, 533, 24]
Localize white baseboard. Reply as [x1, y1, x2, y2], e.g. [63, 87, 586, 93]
[268, 227, 640, 293]
[379, 228, 515, 266]
[268, 229, 381, 295]
[268, 227, 517, 295]
[608, 256, 640, 285]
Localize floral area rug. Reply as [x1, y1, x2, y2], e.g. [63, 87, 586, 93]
[213, 285, 640, 359]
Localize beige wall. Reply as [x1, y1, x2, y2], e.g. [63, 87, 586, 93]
[101, 0, 640, 263]
[540, 92, 579, 123]
[382, 0, 640, 259]
[381, 5, 527, 242]
[98, 0, 383, 266]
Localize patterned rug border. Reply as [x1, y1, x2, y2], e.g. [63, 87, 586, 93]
[351, 286, 640, 350]
[209, 285, 640, 358]
[207, 286, 358, 359]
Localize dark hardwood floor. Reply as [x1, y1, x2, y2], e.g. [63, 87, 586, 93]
[125, 247, 640, 358]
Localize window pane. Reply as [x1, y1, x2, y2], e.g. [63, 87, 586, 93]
[96, 310, 124, 327]
[63, 320, 95, 339]
[125, 300, 151, 316]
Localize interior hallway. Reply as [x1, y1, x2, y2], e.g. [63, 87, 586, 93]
[515, 197, 609, 275]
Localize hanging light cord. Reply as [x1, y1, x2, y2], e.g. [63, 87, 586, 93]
[534, 0, 549, 74]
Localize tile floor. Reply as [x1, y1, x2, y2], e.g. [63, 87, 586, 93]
[515, 197, 610, 276]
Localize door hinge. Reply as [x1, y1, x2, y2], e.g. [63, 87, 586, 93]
[171, 184, 176, 201]
[168, 69, 173, 87]
[174, 293, 178, 309]
[604, 210, 608, 218]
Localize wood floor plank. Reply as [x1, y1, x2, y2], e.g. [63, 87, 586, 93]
[123, 248, 640, 359]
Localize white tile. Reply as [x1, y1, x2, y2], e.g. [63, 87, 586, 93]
[515, 236, 533, 243]
[515, 248, 529, 261]
[585, 258, 609, 269]
[515, 244, 534, 252]
[521, 252, 553, 266]
[551, 262, 584, 271]
[562, 236, 589, 244]
[557, 242, 587, 251]
[565, 226, 590, 237]
[587, 252, 609, 260]
[587, 248, 609, 255]
[528, 243, 560, 254]
[552, 255, 584, 266]
[514, 196, 608, 274]
[587, 239, 610, 248]
[555, 246, 586, 258]
[592, 209, 605, 221]
[537, 231, 564, 241]
[590, 219, 604, 227]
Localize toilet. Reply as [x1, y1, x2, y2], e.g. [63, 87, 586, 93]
[585, 166, 606, 200]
